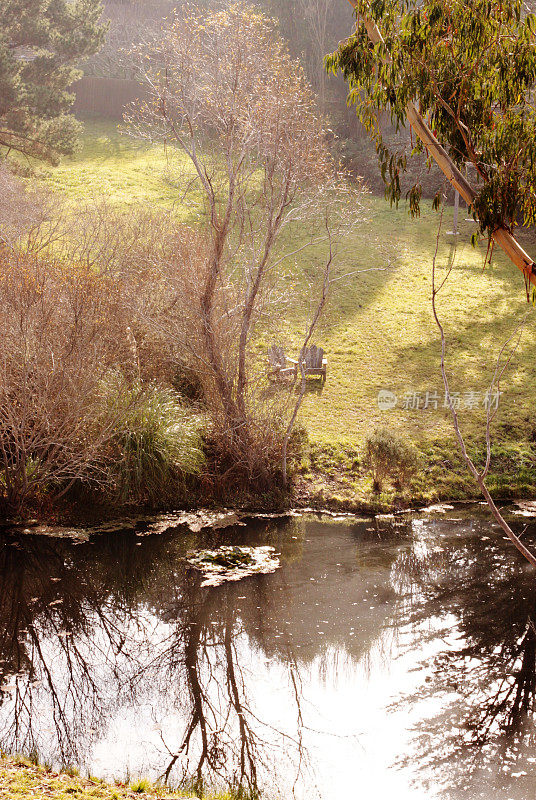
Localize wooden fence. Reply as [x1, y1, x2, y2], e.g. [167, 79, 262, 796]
[72, 76, 149, 120]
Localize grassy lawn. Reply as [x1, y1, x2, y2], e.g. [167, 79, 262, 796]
[37, 120, 187, 208]
[35, 118, 536, 505]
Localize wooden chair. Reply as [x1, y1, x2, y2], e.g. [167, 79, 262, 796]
[301, 345, 327, 382]
[267, 345, 298, 379]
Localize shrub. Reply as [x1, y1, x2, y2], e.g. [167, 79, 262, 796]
[364, 426, 420, 492]
[0, 206, 209, 511]
[99, 377, 205, 505]
[0, 251, 131, 509]
[130, 778, 152, 794]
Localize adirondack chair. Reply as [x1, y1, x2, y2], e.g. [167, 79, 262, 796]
[267, 345, 298, 378]
[301, 345, 327, 382]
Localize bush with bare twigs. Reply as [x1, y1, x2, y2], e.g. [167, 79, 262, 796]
[0, 249, 125, 509]
[0, 226, 207, 512]
[0, 164, 54, 249]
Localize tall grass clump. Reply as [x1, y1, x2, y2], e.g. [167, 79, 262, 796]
[100, 377, 205, 505]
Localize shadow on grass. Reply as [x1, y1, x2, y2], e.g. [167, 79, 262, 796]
[391, 294, 536, 444]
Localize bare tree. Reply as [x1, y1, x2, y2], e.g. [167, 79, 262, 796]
[281, 221, 333, 488]
[296, 0, 331, 108]
[83, 0, 175, 79]
[125, 2, 365, 488]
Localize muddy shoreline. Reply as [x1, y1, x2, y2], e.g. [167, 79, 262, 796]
[2, 498, 533, 540]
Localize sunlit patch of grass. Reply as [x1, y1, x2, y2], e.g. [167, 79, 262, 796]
[131, 778, 153, 793]
[36, 119, 200, 218]
[0, 756, 147, 798]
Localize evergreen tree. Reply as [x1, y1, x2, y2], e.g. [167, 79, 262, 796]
[327, 0, 536, 240]
[0, 0, 106, 163]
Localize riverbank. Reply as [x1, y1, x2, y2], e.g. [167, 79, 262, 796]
[3, 438, 536, 525]
[0, 755, 196, 800]
[296, 435, 536, 512]
[6, 118, 536, 521]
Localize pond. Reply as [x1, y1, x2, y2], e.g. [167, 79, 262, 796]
[1, 504, 536, 799]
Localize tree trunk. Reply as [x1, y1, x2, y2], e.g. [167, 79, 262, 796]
[200, 231, 236, 420]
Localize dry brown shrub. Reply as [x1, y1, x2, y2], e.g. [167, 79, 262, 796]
[50, 204, 215, 387]
[0, 164, 56, 250]
[0, 247, 134, 508]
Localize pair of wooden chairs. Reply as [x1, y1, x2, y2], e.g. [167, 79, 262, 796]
[267, 344, 327, 382]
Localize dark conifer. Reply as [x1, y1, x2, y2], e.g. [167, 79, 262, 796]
[0, 0, 106, 163]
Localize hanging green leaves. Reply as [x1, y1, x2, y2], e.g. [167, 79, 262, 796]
[326, 0, 536, 239]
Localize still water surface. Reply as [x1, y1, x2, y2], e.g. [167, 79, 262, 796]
[1, 506, 536, 799]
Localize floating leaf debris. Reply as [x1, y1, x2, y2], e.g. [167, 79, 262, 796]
[187, 545, 280, 587]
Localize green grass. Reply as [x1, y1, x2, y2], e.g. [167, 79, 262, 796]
[36, 120, 200, 215]
[34, 118, 536, 505]
[0, 755, 184, 799]
[0, 755, 241, 800]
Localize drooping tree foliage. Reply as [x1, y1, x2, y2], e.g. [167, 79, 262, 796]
[0, 0, 106, 163]
[326, 0, 536, 238]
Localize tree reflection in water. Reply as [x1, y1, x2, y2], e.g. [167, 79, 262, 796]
[3, 511, 536, 798]
[0, 520, 312, 795]
[391, 514, 536, 797]
[0, 531, 174, 767]
[156, 577, 307, 796]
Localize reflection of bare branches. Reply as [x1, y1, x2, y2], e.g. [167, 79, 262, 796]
[470, 617, 536, 743]
[284, 644, 305, 797]
[390, 549, 448, 597]
[0, 524, 313, 796]
[161, 616, 215, 791]
[0, 534, 171, 768]
[223, 612, 258, 795]
[3, 596, 134, 766]
[159, 583, 307, 797]
[393, 524, 536, 791]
